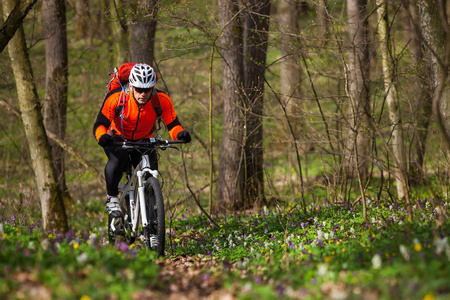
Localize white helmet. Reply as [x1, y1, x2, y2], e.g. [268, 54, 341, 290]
[129, 63, 157, 88]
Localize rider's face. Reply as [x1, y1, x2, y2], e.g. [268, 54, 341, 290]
[132, 86, 153, 105]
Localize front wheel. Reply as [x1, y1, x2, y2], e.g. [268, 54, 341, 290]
[143, 176, 165, 256]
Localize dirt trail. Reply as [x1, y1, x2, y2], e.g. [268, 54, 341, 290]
[131, 255, 236, 299]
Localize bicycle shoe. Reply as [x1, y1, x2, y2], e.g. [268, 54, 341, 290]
[106, 196, 123, 218]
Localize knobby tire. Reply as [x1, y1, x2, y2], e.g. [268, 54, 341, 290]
[144, 176, 165, 256]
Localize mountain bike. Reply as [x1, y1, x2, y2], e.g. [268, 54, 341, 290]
[108, 137, 186, 256]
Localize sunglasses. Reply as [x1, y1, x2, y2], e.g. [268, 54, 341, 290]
[134, 87, 153, 94]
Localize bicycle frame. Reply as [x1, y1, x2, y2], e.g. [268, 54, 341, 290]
[115, 138, 184, 246]
[119, 153, 158, 239]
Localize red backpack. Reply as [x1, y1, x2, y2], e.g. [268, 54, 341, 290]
[106, 63, 162, 118]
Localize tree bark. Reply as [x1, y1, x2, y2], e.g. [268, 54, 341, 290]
[344, 0, 371, 180]
[75, 0, 90, 38]
[416, 0, 450, 150]
[3, 0, 68, 233]
[404, 0, 432, 185]
[0, 0, 37, 54]
[217, 0, 245, 212]
[243, 0, 271, 206]
[278, 0, 302, 114]
[43, 0, 71, 204]
[376, 0, 408, 199]
[130, 0, 158, 66]
[316, 0, 329, 40]
[110, 0, 130, 65]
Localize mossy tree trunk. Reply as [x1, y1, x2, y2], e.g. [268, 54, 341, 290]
[376, 0, 408, 200]
[3, 0, 68, 233]
[0, 0, 37, 53]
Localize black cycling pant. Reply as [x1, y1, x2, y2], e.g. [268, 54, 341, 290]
[103, 145, 158, 196]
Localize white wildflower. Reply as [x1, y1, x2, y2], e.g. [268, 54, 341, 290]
[28, 241, 35, 250]
[317, 230, 324, 240]
[317, 264, 328, 277]
[324, 233, 329, 240]
[371, 254, 382, 269]
[434, 237, 448, 255]
[41, 239, 49, 250]
[76, 252, 89, 264]
[399, 244, 410, 261]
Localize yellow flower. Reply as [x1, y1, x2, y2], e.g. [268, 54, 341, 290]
[281, 244, 285, 247]
[414, 243, 422, 252]
[80, 296, 92, 300]
[48, 234, 53, 238]
[366, 248, 369, 252]
[129, 244, 135, 248]
[73, 243, 79, 249]
[342, 248, 346, 252]
[2, 234, 6, 239]
[324, 256, 333, 262]
[308, 250, 312, 254]
[423, 293, 434, 300]
[331, 251, 335, 255]
[16, 227, 19, 231]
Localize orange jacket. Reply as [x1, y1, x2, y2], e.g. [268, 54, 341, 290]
[93, 88, 184, 142]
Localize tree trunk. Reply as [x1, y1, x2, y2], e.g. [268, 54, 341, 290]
[110, 0, 129, 65]
[404, 0, 432, 185]
[344, 0, 371, 180]
[217, 0, 245, 212]
[0, 0, 37, 53]
[376, 0, 408, 199]
[243, 0, 271, 207]
[3, 0, 68, 233]
[278, 0, 302, 114]
[75, 0, 90, 38]
[316, 0, 329, 40]
[43, 0, 72, 205]
[416, 1, 450, 148]
[130, 0, 158, 66]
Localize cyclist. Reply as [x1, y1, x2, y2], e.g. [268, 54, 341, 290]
[93, 63, 191, 221]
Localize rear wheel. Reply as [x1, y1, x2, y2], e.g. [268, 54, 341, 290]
[143, 176, 165, 256]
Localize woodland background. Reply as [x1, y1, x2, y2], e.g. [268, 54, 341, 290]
[0, 0, 450, 298]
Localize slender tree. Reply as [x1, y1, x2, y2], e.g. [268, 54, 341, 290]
[278, 0, 302, 114]
[404, 0, 432, 185]
[376, 0, 408, 199]
[75, 0, 90, 37]
[0, 0, 37, 53]
[3, 0, 68, 232]
[43, 0, 71, 204]
[344, 0, 371, 181]
[217, 0, 246, 211]
[110, 0, 130, 65]
[243, 0, 271, 206]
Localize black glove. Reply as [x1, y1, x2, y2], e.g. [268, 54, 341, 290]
[177, 130, 191, 143]
[98, 134, 113, 147]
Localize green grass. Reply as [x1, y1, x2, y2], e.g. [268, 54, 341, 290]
[1, 195, 449, 299]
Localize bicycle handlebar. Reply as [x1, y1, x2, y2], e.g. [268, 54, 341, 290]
[112, 137, 187, 149]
